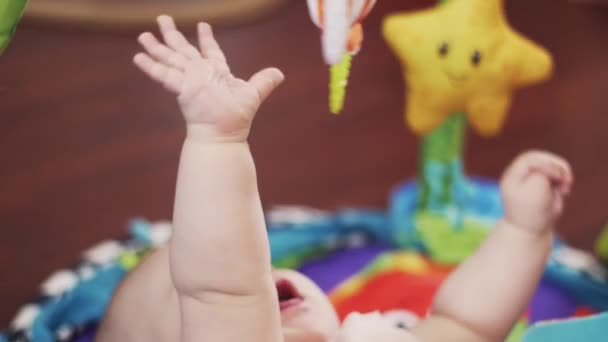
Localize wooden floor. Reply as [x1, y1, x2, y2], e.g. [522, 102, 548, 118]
[1, 0, 608, 326]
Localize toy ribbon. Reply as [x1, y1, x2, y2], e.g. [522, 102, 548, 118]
[307, 0, 376, 114]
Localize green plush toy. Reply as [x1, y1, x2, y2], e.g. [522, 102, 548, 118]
[0, 0, 27, 55]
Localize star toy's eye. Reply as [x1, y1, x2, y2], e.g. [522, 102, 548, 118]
[471, 50, 482, 66]
[438, 41, 449, 57]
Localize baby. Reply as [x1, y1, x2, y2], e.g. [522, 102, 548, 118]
[97, 16, 573, 342]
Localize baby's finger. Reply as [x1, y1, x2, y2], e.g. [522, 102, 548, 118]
[529, 153, 573, 191]
[528, 162, 563, 183]
[138, 32, 188, 71]
[539, 153, 572, 180]
[157, 15, 200, 60]
[553, 189, 564, 214]
[561, 172, 573, 194]
[528, 163, 573, 197]
[555, 159, 573, 193]
[249, 67, 285, 104]
[197, 22, 229, 71]
[514, 152, 568, 178]
[134, 53, 183, 93]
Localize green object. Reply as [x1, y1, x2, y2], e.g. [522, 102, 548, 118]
[506, 319, 529, 342]
[418, 113, 467, 212]
[416, 211, 489, 264]
[594, 224, 608, 263]
[0, 0, 27, 55]
[272, 246, 330, 269]
[329, 53, 352, 114]
[119, 251, 141, 270]
[413, 0, 470, 241]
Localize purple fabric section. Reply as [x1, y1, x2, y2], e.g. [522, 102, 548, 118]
[298, 244, 391, 293]
[529, 279, 578, 324]
[73, 328, 95, 342]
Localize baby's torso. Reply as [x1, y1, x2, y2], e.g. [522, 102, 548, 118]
[337, 312, 421, 342]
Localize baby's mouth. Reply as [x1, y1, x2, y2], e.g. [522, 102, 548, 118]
[276, 279, 304, 311]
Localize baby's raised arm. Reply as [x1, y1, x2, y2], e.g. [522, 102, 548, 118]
[414, 151, 573, 341]
[134, 16, 284, 342]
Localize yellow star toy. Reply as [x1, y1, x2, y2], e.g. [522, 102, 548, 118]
[382, 0, 553, 137]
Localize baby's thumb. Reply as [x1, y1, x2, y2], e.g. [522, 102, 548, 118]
[249, 67, 285, 103]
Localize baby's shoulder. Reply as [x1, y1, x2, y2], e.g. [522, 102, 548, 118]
[97, 248, 180, 341]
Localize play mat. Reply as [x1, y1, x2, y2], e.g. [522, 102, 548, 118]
[2, 181, 608, 341]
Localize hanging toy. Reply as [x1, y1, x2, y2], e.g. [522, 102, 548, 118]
[329, 53, 352, 114]
[307, 0, 377, 114]
[0, 0, 28, 55]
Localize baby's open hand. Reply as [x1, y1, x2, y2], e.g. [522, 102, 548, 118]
[134, 15, 284, 143]
[501, 151, 573, 234]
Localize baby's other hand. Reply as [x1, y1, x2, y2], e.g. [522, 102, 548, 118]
[501, 151, 573, 234]
[134, 15, 284, 143]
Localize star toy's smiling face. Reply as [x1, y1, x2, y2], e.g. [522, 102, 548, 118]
[430, 19, 506, 92]
[382, 0, 553, 136]
[437, 40, 481, 86]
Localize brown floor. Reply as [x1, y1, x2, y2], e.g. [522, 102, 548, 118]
[1, 0, 607, 327]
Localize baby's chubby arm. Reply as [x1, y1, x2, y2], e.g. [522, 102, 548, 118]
[134, 16, 284, 342]
[414, 151, 573, 341]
